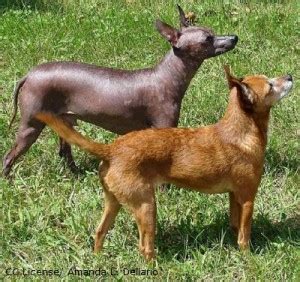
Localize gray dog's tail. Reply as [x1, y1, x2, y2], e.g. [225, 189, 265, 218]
[8, 76, 27, 129]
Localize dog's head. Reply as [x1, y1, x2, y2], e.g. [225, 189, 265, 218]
[155, 5, 238, 61]
[224, 66, 293, 114]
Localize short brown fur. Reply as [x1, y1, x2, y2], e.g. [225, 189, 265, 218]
[36, 67, 293, 261]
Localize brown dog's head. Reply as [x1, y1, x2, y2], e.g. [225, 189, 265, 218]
[224, 66, 293, 114]
[155, 5, 238, 61]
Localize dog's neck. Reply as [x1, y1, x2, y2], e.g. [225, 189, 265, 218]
[154, 49, 202, 97]
[217, 87, 270, 154]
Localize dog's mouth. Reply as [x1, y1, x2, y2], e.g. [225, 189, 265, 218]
[214, 35, 238, 55]
[270, 75, 294, 100]
[279, 80, 293, 99]
[266, 75, 293, 105]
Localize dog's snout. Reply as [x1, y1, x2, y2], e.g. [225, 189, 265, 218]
[231, 35, 238, 44]
[286, 74, 293, 82]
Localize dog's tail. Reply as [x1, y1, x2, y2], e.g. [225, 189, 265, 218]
[35, 113, 111, 160]
[8, 76, 27, 129]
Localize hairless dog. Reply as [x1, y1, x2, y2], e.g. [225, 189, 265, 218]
[3, 5, 238, 176]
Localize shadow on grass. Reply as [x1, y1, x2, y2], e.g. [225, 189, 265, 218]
[265, 146, 299, 175]
[156, 212, 300, 261]
[251, 214, 300, 251]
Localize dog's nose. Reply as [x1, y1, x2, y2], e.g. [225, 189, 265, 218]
[231, 35, 238, 44]
[286, 74, 293, 82]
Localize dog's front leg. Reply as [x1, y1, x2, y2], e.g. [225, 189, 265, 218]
[229, 192, 241, 234]
[237, 199, 254, 250]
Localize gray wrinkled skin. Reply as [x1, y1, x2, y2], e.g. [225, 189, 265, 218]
[3, 6, 238, 176]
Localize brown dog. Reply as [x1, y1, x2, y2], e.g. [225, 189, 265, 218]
[35, 67, 293, 260]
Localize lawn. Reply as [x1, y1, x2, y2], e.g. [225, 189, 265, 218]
[0, 0, 299, 280]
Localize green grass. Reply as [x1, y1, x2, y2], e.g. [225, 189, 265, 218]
[1, 0, 299, 280]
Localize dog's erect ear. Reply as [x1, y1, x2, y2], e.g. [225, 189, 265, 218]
[177, 4, 189, 28]
[156, 19, 181, 47]
[224, 65, 240, 89]
[236, 83, 254, 106]
[224, 65, 254, 106]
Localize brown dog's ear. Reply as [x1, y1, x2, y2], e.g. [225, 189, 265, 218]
[224, 65, 239, 89]
[236, 83, 254, 106]
[177, 4, 189, 28]
[224, 65, 254, 106]
[155, 19, 181, 47]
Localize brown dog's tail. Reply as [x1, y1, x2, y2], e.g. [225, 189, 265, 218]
[35, 113, 111, 160]
[8, 76, 27, 129]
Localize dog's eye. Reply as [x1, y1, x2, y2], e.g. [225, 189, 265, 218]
[268, 82, 273, 90]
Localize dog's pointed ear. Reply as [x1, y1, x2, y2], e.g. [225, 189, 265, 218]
[155, 19, 181, 47]
[224, 65, 254, 106]
[177, 4, 189, 28]
[224, 65, 239, 89]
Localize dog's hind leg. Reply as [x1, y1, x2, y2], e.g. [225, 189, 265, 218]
[101, 165, 156, 260]
[130, 189, 156, 261]
[94, 186, 121, 253]
[3, 119, 45, 176]
[57, 115, 78, 172]
[58, 137, 78, 172]
[94, 163, 121, 253]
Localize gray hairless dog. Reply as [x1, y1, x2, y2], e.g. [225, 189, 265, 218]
[3, 5, 238, 176]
